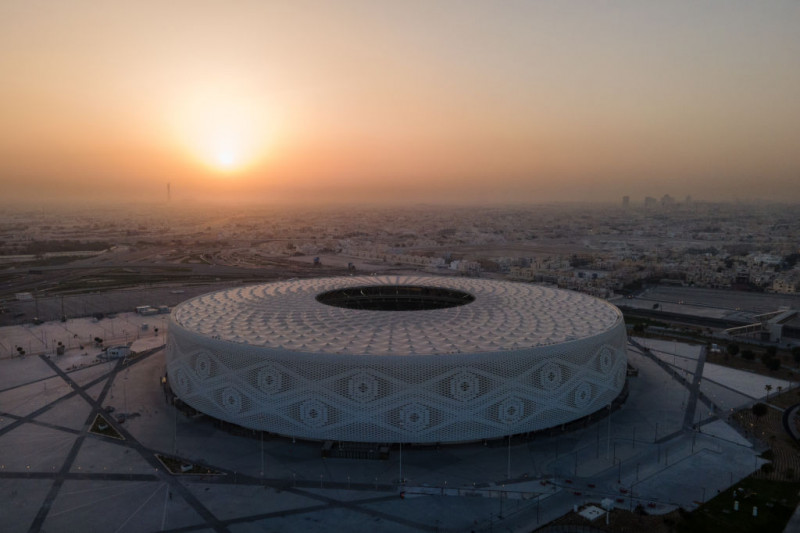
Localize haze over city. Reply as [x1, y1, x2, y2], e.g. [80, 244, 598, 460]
[2, 1, 799, 206]
[4, 4, 800, 530]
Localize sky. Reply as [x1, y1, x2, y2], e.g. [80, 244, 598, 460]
[1, 1, 799, 206]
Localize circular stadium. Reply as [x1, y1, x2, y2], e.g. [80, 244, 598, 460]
[165, 276, 628, 444]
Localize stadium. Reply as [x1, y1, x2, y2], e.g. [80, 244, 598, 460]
[165, 276, 627, 444]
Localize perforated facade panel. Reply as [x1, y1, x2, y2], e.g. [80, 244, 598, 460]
[166, 276, 627, 443]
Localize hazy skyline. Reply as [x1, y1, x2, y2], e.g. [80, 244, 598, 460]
[1, 1, 799, 205]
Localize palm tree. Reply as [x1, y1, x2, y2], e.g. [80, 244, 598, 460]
[765, 384, 773, 399]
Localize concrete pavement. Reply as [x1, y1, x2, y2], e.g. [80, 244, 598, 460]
[0, 315, 778, 532]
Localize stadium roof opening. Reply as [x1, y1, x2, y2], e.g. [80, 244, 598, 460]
[316, 285, 475, 311]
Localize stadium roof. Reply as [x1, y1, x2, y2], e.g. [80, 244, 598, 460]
[172, 276, 622, 356]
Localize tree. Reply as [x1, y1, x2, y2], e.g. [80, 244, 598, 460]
[727, 343, 740, 357]
[766, 358, 781, 372]
[752, 403, 768, 418]
[792, 346, 800, 364]
[742, 349, 755, 361]
[766, 346, 778, 358]
[765, 384, 773, 399]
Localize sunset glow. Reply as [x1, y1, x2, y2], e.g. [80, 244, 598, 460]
[168, 85, 272, 175]
[0, 1, 798, 205]
[215, 149, 238, 172]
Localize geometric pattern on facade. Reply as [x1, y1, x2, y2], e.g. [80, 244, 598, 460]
[166, 276, 628, 443]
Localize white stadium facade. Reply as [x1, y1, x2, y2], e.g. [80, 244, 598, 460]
[165, 276, 628, 444]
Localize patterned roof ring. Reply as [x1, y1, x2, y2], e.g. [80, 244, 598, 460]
[167, 276, 628, 443]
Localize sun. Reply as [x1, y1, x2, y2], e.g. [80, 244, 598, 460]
[212, 141, 245, 172]
[206, 130, 250, 173]
[216, 150, 237, 170]
[169, 85, 274, 174]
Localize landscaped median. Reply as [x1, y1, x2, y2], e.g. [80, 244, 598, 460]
[155, 454, 223, 476]
[88, 413, 123, 440]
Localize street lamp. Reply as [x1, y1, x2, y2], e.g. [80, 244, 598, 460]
[123, 372, 128, 415]
[606, 404, 612, 459]
[507, 435, 512, 479]
[574, 451, 578, 477]
[259, 414, 265, 479]
[398, 421, 404, 485]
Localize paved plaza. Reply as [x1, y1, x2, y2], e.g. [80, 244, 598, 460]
[0, 314, 781, 532]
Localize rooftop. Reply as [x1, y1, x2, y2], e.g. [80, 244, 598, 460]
[172, 276, 623, 356]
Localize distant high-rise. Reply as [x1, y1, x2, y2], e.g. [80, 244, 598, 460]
[644, 196, 657, 209]
[661, 194, 675, 207]
[622, 196, 630, 208]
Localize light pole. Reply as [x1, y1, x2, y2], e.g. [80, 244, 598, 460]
[606, 405, 612, 459]
[259, 415, 265, 479]
[574, 451, 578, 477]
[596, 423, 600, 458]
[398, 420, 404, 485]
[399, 439, 403, 485]
[173, 399, 177, 454]
[507, 435, 511, 479]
